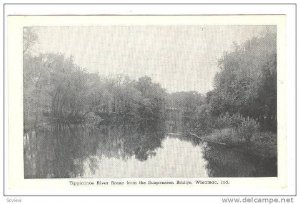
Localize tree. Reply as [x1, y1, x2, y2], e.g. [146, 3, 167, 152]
[208, 32, 277, 132]
[135, 76, 167, 131]
[23, 27, 38, 55]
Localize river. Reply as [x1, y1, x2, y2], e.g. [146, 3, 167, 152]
[24, 124, 276, 178]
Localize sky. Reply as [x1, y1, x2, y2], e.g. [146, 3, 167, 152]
[32, 25, 274, 94]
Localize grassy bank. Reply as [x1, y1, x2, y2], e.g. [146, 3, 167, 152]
[200, 128, 277, 159]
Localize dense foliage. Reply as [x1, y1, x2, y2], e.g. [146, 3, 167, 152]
[207, 32, 277, 132]
[24, 28, 277, 162]
[24, 54, 167, 132]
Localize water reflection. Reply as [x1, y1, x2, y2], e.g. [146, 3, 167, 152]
[80, 136, 208, 178]
[24, 123, 276, 178]
[174, 133, 277, 177]
[24, 124, 167, 178]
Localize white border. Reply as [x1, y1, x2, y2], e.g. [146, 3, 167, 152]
[2, 3, 297, 198]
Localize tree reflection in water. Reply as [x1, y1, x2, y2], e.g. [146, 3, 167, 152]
[80, 136, 209, 178]
[171, 133, 277, 177]
[24, 122, 276, 178]
[24, 123, 166, 178]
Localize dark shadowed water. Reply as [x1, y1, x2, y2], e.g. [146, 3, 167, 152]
[24, 124, 277, 178]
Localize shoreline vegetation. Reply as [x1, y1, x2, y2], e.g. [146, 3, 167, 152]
[24, 28, 277, 173]
[188, 130, 276, 160]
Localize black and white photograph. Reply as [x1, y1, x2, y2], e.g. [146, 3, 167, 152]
[3, 3, 297, 200]
[23, 25, 278, 178]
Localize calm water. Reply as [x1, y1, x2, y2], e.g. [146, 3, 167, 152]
[24, 124, 276, 178]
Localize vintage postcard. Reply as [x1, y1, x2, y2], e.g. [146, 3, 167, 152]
[3, 4, 297, 198]
[22, 25, 278, 179]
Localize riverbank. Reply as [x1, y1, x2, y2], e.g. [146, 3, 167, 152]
[193, 128, 277, 159]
